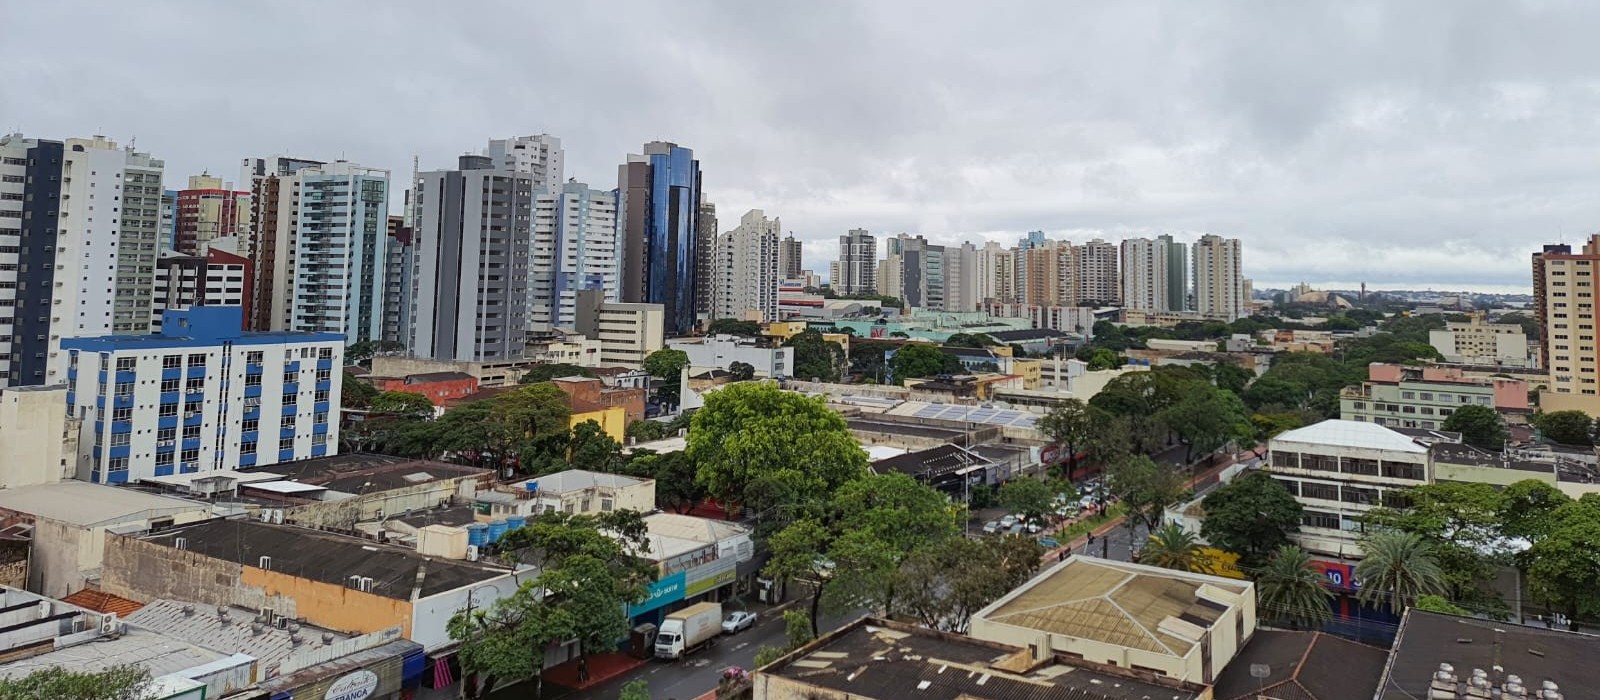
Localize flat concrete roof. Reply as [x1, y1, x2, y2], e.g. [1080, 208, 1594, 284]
[0, 481, 209, 527]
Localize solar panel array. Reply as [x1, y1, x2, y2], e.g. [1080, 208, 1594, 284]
[907, 403, 1038, 428]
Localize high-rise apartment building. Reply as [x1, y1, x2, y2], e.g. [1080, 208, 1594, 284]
[832, 228, 877, 295]
[63, 306, 342, 484]
[410, 155, 532, 362]
[713, 209, 782, 321]
[1535, 235, 1600, 408]
[241, 158, 389, 341]
[159, 190, 177, 250]
[779, 233, 803, 280]
[484, 134, 564, 194]
[883, 234, 946, 310]
[1075, 239, 1120, 305]
[1120, 237, 1170, 312]
[1192, 234, 1245, 320]
[1159, 234, 1188, 312]
[618, 142, 702, 337]
[0, 134, 63, 387]
[150, 243, 252, 332]
[529, 181, 619, 332]
[696, 199, 718, 321]
[944, 242, 980, 313]
[382, 214, 412, 346]
[174, 174, 250, 256]
[975, 241, 1016, 305]
[1022, 241, 1077, 308]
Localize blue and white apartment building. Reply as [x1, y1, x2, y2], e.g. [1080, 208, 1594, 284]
[62, 306, 343, 484]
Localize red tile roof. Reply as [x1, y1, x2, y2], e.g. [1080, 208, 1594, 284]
[63, 589, 146, 617]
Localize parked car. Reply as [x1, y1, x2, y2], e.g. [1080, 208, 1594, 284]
[1007, 523, 1027, 536]
[721, 610, 757, 635]
[1025, 521, 1043, 534]
[999, 514, 1018, 528]
[982, 520, 1000, 534]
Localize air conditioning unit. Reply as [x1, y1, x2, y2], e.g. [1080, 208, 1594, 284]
[99, 616, 119, 635]
[259, 510, 272, 522]
[358, 577, 375, 593]
[258, 556, 272, 570]
[466, 545, 480, 562]
[271, 510, 284, 524]
[174, 537, 187, 551]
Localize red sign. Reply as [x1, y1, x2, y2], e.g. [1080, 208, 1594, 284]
[1309, 560, 1363, 590]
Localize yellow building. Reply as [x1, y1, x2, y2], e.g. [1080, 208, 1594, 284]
[570, 405, 627, 442]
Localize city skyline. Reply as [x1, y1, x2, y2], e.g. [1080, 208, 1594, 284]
[8, 2, 1598, 291]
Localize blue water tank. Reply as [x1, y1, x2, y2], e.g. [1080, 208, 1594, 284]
[466, 523, 489, 547]
[524, 481, 539, 492]
[488, 519, 509, 542]
[506, 515, 527, 533]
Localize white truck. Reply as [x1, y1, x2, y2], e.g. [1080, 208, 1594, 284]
[654, 602, 722, 660]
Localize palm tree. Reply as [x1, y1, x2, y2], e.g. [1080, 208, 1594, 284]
[1356, 530, 1448, 615]
[1257, 545, 1334, 630]
[1139, 524, 1214, 575]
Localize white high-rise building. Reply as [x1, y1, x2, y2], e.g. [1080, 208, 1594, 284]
[484, 135, 564, 194]
[411, 155, 532, 362]
[1193, 234, 1245, 320]
[713, 209, 782, 321]
[944, 241, 980, 312]
[242, 157, 389, 342]
[1120, 237, 1170, 312]
[831, 228, 877, 295]
[529, 181, 619, 332]
[1075, 239, 1120, 305]
[975, 241, 1016, 305]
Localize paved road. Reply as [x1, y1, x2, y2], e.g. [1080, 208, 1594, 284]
[494, 602, 860, 700]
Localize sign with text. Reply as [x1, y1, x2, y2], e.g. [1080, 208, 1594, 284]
[629, 571, 686, 616]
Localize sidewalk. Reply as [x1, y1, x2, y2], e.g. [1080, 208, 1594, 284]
[543, 652, 647, 691]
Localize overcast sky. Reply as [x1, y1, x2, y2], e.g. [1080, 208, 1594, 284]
[7, 1, 1599, 292]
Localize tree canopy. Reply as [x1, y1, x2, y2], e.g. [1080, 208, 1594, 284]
[707, 318, 762, 337]
[1200, 471, 1303, 570]
[520, 363, 596, 383]
[888, 343, 960, 384]
[728, 361, 756, 381]
[1106, 455, 1188, 531]
[1036, 398, 1091, 468]
[895, 535, 1043, 633]
[783, 329, 845, 382]
[1441, 404, 1508, 451]
[944, 332, 999, 348]
[689, 382, 868, 519]
[998, 478, 1055, 524]
[0, 665, 151, 700]
[370, 390, 435, 417]
[1355, 530, 1448, 616]
[1538, 410, 1594, 446]
[643, 348, 690, 405]
[1255, 545, 1334, 630]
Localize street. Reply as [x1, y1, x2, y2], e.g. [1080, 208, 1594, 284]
[487, 600, 861, 700]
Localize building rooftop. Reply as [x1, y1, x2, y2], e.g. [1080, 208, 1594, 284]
[396, 503, 479, 529]
[847, 417, 971, 441]
[886, 401, 1040, 429]
[238, 453, 489, 494]
[402, 371, 475, 383]
[1272, 420, 1429, 454]
[1212, 630, 1386, 700]
[1379, 609, 1600, 700]
[761, 617, 1200, 700]
[142, 518, 515, 600]
[974, 557, 1250, 657]
[623, 435, 687, 455]
[0, 481, 209, 527]
[124, 599, 350, 670]
[871, 444, 994, 480]
[59, 307, 342, 351]
[512, 470, 648, 494]
[985, 328, 1069, 343]
[0, 628, 227, 680]
[62, 589, 146, 617]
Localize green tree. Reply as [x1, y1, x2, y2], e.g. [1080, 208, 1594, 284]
[1538, 410, 1594, 446]
[1355, 530, 1449, 616]
[625, 419, 669, 443]
[643, 348, 690, 405]
[1499, 479, 1572, 541]
[618, 678, 651, 700]
[1200, 471, 1303, 570]
[621, 449, 704, 512]
[894, 535, 1043, 633]
[342, 371, 379, 409]
[1441, 404, 1508, 450]
[1158, 385, 1254, 462]
[0, 665, 151, 700]
[728, 361, 756, 381]
[1085, 347, 1121, 370]
[369, 390, 435, 417]
[521, 363, 596, 383]
[762, 518, 834, 636]
[689, 382, 868, 521]
[888, 343, 961, 384]
[1415, 595, 1471, 616]
[998, 478, 1055, 525]
[783, 329, 846, 382]
[1361, 481, 1509, 612]
[1256, 545, 1334, 630]
[1084, 408, 1134, 468]
[1037, 398, 1092, 471]
[825, 474, 961, 616]
[1139, 524, 1213, 574]
[345, 339, 405, 365]
[487, 383, 575, 474]
[1106, 455, 1188, 531]
[944, 333, 998, 348]
[707, 318, 762, 336]
[568, 420, 621, 473]
[1525, 500, 1600, 629]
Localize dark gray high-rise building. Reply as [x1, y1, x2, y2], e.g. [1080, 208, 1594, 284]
[409, 155, 532, 361]
[696, 199, 718, 320]
[618, 141, 703, 337]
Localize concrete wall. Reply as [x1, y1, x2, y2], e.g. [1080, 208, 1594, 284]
[570, 406, 626, 443]
[409, 573, 525, 652]
[0, 386, 71, 488]
[286, 476, 482, 531]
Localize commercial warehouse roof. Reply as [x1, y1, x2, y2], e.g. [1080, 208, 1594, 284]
[887, 401, 1040, 429]
[1272, 419, 1429, 454]
[0, 481, 209, 526]
[125, 599, 350, 669]
[0, 628, 226, 680]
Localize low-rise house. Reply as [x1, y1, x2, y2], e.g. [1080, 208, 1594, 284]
[970, 556, 1255, 686]
[477, 469, 656, 520]
[369, 371, 479, 406]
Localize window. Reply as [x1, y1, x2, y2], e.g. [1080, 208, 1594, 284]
[1270, 451, 1298, 468]
[246, 350, 264, 365]
[158, 427, 176, 442]
[159, 403, 178, 417]
[1401, 391, 1415, 400]
[1272, 477, 1300, 496]
[1476, 396, 1492, 405]
[314, 411, 328, 425]
[242, 418, 259, 432]
[108, 457, 128, 473]
[1300, 482, 1338, 501]
[601, 497, 614, 512]
[279, 437, 294, 451]
[159, 378, 180, 392]
[245, 373, 261, 387]
[1302, 510, 1341, 529]
[1301, 454, 1338, 472]
[186, 377, 203, 393]
[241, 441, 256, 455]
[182, 425, 200, 439]
[312, 433, 327, 446]
[1342, 486, 1380, 505]
[1419, 392, 1433, 401]
[316, 368, 331, 382]
[318, 347, 333, 360]
[1381, 461, 1425, 480]
[282, 371, 296, 385]
[283, 393, 297, 406]
[162, 354, 181, 368]
[1342, 457, 1380, 476]
[111, 407, 132, 421]
[116, 357, 135, 371]
[187, 353, 206, 366]
[314, 390, 329, 403]
[156, 451, 174, 466]
[181, 448, 199, 462]
[110, 432, 130, 446]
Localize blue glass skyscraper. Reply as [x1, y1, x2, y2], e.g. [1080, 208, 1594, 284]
[618, 142, 702, 337]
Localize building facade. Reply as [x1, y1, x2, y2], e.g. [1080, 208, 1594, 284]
[712, 209, 782, 322]
[483, 134, 564, 194]
[1428, 314, 1532, 367]
[618, 141, 702, 337]
[0, 134, 64, 387]
[382, 214, 412, 346]
[1074, 238, 1120, 304]
[529, 181, 618, 331]
[173, 174, 250, 255]
[830, 228, 877, 295]
[695, 199, 718, 320]
[1159, 234, 1188, 311]
[778, 233, 803, 281]
[1534, 235, 1600, 413]
[667, 336, 794, 377]
[149, 245, 252, 332]
[1266, 420, 1432, 558]
[1192, 234, 1245, 321]
[1120, 237, 1170, 312]
[409, 155, 532, 362]
[62, 306, 343, 484]
[574, 289, 665, 368]
[1341, 364, 1528, 431]
[883, 234, 946, 310]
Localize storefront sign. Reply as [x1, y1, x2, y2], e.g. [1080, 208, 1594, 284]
[326, 670, 378, 700]
[686, 568, 737, 597]
[629, 571, 686, 616]
[1310, 560, 1363, 591]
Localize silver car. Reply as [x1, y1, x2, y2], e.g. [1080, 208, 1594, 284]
[722, 610, 757, 634]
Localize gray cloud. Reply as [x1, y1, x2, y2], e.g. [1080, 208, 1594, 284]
[5, 0, 1598, 291]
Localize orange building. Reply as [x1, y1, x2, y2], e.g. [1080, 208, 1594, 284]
[372, 371, 480, 406]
